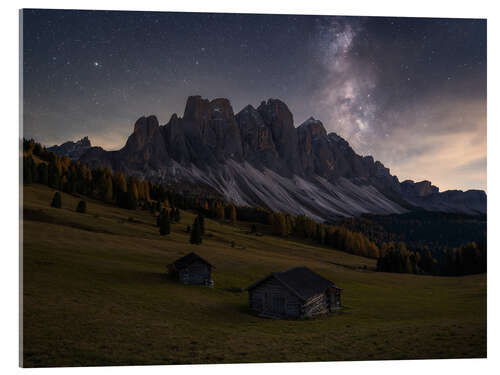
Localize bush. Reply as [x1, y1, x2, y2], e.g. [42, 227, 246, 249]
[76, 200, 87, 213]
[51, 192, 62, 208]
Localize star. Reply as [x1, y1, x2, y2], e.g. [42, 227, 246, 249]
[93, 61, 101, 68]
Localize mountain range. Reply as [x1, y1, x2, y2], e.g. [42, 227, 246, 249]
[47, 96, 486, 221]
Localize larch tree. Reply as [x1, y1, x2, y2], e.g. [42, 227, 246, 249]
[229, 204, 237, 223]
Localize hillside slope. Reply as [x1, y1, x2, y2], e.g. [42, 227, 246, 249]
[22, 184, 486, 366]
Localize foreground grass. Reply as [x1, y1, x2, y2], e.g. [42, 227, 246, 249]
[21, 184, 486, 367]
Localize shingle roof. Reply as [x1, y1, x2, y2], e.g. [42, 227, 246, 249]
[172, 252, 213, 270]
[246, 266, 339, 301]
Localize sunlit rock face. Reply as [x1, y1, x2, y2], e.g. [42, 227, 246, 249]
[75, 96, 486, 220]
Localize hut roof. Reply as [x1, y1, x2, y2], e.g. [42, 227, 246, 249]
[172, 252, 213, 270]
[246, 266, 340, 301]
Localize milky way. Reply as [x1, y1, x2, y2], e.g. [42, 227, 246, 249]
[21, 10, 486, 192]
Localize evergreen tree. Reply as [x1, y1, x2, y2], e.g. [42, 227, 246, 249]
[190, 218, 202, 245]
[23, 156, 34, 184]
[48, 158, 61, 189]
[198, 214, 205, 235]
[159, 212, 171, 235]
[51, 192, 62, 208]
[76, 200, 87, 213]
[125, 189, 137, 210]
[174, 208, 181, 222]
[38, 163, 49, 185]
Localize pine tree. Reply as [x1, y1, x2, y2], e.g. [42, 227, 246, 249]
[48, 158, 61, 189]
[126, 189, 137, 210]
[190, 218, 202, 245]
[23, 156, 33, 184]
[76, 200, 87, 213]
[51, 192, 62, 208]
[157, 208, 167, 227]
[31, 157, 39, 183]
[198, 214, 205, 235]
[159, 212, 171, 235]
[37, 163, 49, 185]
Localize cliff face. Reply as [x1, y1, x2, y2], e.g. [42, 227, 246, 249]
[76, 95, 486, 220]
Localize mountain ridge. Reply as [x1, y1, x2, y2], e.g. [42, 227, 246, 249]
[54, 95, 484, 220]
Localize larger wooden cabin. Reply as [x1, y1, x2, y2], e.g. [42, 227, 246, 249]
[168, 252, 214, 286]
[246, 267, 341, 318]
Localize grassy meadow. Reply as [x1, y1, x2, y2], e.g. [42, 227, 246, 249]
[21, 184, 486, 367]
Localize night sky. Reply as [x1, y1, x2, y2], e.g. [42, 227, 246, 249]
[21, 9, 486, 192]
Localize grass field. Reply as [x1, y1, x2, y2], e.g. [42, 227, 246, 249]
[21, 184, 487, 367]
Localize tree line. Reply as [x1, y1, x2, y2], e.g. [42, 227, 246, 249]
[23, 138, 486, 276]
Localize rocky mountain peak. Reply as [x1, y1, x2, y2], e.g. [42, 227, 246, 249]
[76, 136, 91, 148]
[257, 98, 294, 130]
[183, 96, 235, 123]
[134, 115, 159, 135]
[298, 117, 327, 138]
[208, 98, 234, 121]
[47, 136, 92, 160]
[75, 95, 486, 218]
[401, 180, 439, 197]
[183, 95, 210, 122]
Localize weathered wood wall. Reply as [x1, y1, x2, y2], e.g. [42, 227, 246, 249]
[248, 277, 302, 318]
[178, 261, 211, 285]
[302, 292, 329, 317]
[328, 288, 342, 311]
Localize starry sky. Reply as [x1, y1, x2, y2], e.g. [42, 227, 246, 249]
[22, 9, 486, 192]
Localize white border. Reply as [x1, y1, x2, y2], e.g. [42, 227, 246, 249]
[2, 1, 499, 374]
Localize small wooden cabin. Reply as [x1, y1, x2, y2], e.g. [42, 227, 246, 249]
[168, 252, 214, 286]
[246, 267, 341, 318]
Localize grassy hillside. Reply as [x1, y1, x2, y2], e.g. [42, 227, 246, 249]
[21, 184, 486, 367]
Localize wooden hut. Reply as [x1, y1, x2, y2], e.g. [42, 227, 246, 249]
[246, 267, 341, 318]
[168, 252, 214, 286]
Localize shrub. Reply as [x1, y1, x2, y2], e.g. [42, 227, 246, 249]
[76, 200, 87, 213]
[51, 192, 62, 208]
